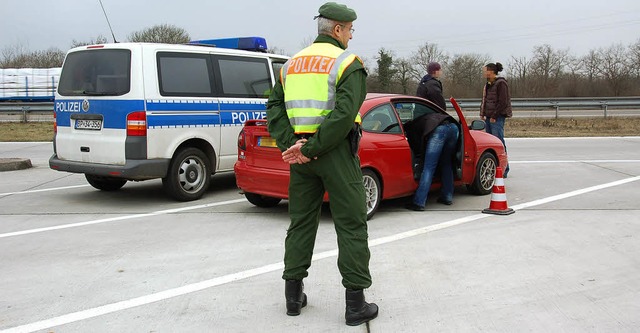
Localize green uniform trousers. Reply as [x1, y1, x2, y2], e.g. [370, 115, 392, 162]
[282, 139, 372, 290]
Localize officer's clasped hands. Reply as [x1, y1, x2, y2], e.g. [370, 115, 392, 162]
[282, 139, 312, 164]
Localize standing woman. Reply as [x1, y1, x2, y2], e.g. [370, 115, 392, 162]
[480, 62, 511, 177]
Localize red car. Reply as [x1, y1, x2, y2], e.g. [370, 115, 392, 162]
[234, 94, 508, 219]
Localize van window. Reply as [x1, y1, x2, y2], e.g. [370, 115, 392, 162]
[215, 56, 271, 98]
[58, 49, 131, 96]
[157, 53, 214, 97]
[267, 60, 286, 97]
[271, 61, 285, 83]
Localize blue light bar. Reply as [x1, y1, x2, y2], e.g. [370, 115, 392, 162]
[189, 37, 268, 52]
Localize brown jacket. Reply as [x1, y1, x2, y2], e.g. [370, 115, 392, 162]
[480, 77, 512, 118]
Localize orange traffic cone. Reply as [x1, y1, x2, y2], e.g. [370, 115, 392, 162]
[482, 166, 515, 215]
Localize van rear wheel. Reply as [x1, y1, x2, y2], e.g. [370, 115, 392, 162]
[163, 147, 211, 201]
[85, 174, 127, 191]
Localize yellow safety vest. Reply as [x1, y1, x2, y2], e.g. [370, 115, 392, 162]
[281, 42, 362, 134]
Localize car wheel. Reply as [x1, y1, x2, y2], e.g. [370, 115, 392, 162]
[362, 169, 382, 220]
[244, 192, 282, 208]
[85, 174, 127, 191]
[467, 152, 497, 195]
[162, 147, 211, 201]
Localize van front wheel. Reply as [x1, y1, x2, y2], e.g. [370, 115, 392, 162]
[85, 174, 127, 191]
[163, 147, 211, 201]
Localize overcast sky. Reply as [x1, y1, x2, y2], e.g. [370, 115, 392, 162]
[1, 0, 639, 68]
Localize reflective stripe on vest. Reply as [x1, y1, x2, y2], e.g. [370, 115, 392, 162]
[281, 43, 362, 134]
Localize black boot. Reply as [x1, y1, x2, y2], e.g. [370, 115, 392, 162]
[285, 279, 307, 316]
[345, 289, 379, 326]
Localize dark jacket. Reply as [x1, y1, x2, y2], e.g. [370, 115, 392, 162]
[480, 77, 512, 119]
[416, 74, 446, 110]
[404, 112, 457, 163]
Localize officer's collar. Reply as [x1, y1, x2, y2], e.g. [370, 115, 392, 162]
[314, 34, 346, 50]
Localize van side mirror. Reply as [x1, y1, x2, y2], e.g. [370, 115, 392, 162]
[470, 120, 485, 131]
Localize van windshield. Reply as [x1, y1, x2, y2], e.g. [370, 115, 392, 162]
[58, 49, 131, 96]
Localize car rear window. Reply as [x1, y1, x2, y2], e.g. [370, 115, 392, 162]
[58, 49, 131, 96]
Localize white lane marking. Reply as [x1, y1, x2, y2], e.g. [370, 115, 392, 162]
[3, 175, 639, 333]
[0, 198, 247, 239]
[0, 184, 90, 196]
[510, 176, 640, 210]
[510, 160, 640, 164]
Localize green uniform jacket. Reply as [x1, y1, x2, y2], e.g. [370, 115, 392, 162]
[266, 35, 367, 158]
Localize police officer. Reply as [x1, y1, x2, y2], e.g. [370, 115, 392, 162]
[266, 2, 378, 327]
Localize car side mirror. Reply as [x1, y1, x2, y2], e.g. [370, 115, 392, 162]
[470, 120, 485, 131]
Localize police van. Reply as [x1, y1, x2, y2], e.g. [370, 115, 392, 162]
[50, 37, 288, 201]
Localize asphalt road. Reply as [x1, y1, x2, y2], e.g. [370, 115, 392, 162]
[1, 137, 639, 332]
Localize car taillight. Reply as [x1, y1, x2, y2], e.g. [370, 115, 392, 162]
[237, 129, 246, 150]
[127, 111, 147, 136]
[53, 110, 57, 133]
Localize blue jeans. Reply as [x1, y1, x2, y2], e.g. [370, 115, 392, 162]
[413, 123, 459, 207]
[485, 116, 510, 176]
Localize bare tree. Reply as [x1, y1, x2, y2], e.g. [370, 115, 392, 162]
[629, 38, 640, 79]
[529, 44, 570, 96]
[508, 56, 531, 80]
[581, 49, 601, 82]
[268, 46, 290, 56]
[1, 44, 64, 68]
[563, 56, 584, 97]
[1, 43, 30, 68]
[508, 56, 532, 97]
[70, 35, 109, 48]
[443, 53, 488, 98]
[393, 58, 414, 94]
[410, 42, 448, 80]
[28, 48, 65, 68]
[128, 24, 190, 44]
[597, 43, 630, 96]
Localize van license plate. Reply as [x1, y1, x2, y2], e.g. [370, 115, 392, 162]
[75, 119, 102, 130]
[258, 137, 277, 147]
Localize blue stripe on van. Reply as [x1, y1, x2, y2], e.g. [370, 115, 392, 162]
[54, 99, 144, 128]
[55, 99, 269, 129]
[146, 100, 267, 112]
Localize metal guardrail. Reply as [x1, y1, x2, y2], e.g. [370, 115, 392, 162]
[447, 97, 640, 118]
[0, 102, 55, 123]
[1, 97, 640, 122]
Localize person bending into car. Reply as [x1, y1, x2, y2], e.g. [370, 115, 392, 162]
[405, 112, 459, 211]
